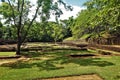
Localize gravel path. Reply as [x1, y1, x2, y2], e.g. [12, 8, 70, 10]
[42, 74, 103, 80]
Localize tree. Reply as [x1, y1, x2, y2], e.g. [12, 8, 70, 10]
[60, 16, 74, 38]
[72, 0, 120, 39]
[0, 0, 72, 55]
[27, 22, 53, 42]
[0, 22, 3, 38]
[51, 23, 64, 43]
[83, 0, 120, 37]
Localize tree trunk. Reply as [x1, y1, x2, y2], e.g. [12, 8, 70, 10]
[16, 26, 21, 55]
[55, 39, 56, 44]
[54, 37, 57, 44]
[16, 41, 21, 55]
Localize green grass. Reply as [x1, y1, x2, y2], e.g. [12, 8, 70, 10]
[64, 37, 75, 41]
[0, 49, 120, 80]
[80, 34, 91, 39]
[0, 52, 15, 56]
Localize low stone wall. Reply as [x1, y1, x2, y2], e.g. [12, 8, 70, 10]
[0, 55, 21, 59]
[89, 44, 120, 52]
[87, 37, 120, 45]
[0, 44, 16, 51]
[0, 39, 16, 45]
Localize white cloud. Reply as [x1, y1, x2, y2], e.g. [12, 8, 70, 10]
[30, 0, 37, 5]
[0, 2, 1, 4]
[49, 5, 85, 21]
[0, 0, 85, 22]
[30, 0, 86, 21]
[60, 5, 85, 20]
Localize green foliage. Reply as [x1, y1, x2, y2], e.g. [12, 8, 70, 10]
[0, 22, 3, 38]
[27, 22, 53, 42]
[0, 0, 72, 54]
[51, 23, 64, 42]
[60, 16, 74, 38]
[64, 37, 75, 41]
[0, 20, 70, 42]
[0, 2, 13, 18]
[0, 24, 16, 40]
[72, 0, 120, 39]
[27, 21, 68, 42]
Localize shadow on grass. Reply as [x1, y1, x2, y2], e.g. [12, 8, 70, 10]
[42, 50, 115, 67]
[21, 48, 91, 57]
[115, 75, 120, 80]
[20, 49, 82, 58]
[66, 57, 114, 67]
[0, 50, 114, 70]
[0, 60, 63, 71]
[21, 51, 44, 57]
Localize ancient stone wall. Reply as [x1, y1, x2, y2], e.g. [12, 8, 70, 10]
[87, 37, 120, 45]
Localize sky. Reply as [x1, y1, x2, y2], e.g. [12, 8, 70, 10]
[25, 0, 88, 21]
[0, 0, 88, 6]
[0, 0, 88, 21]
[56, 0, 88, 20]
[64, 0, 88, 7]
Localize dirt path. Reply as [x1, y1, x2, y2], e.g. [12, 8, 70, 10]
[42, 74, 103, 80]
[0, 60, 16, 65]
[0, 57, 30, 65]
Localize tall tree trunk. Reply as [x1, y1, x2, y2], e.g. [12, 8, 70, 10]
[16, 40, 21, 55]
[16, 26, 21, 55]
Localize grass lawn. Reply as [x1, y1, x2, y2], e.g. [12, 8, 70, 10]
[0, 52, 15, 56]
[0, 49, 120, 80]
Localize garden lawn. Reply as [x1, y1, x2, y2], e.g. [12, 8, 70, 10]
[0, 52, 15, 56]
[0, 50, 120, 80]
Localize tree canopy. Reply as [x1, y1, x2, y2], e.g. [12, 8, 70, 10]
[71, 0, 120, 39]
[0, 0, 72, 55]
[0, 0, 119, 54]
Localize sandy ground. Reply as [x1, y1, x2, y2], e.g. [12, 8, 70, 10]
[0, 60, 16, 65]
[42, 74, 103, 80]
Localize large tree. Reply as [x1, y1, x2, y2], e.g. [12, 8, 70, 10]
[0, 0, 72, 55]
[72, 0, 120, 39]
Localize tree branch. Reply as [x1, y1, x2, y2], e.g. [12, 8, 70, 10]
[7, 0, 17, 27]
[19, 0, 24, 29]
[17, 0, 20, 11]
[21, 6, 40, 43]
